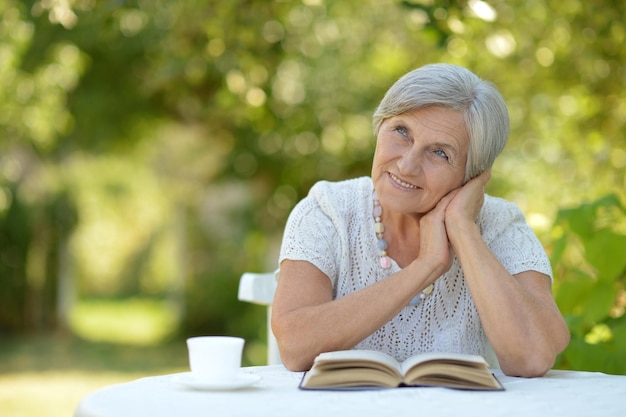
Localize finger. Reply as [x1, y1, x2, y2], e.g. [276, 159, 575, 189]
[433, 189, 459, 216]
[476, 168, 491, 186]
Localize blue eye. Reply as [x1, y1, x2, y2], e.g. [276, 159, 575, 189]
[435, 149, 449, 160]
[394, 126, 408, 136]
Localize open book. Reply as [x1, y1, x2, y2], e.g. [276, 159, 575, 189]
[299, 350, 504, 391]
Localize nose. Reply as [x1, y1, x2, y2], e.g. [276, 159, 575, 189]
[397, 146, 423, 177]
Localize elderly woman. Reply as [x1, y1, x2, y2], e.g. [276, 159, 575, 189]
[271, 63, 570, 377]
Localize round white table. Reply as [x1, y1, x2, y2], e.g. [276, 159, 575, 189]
[74, 365, 626, 417]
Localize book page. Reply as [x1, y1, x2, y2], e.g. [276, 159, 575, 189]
[314, 350, 402, 373]
[301, 350, 404, 389]
[404, 362, 498, 387]
[400, 352, 487, 375]
[302, 367, 400, 388]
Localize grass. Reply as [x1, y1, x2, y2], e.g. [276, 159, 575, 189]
[0, 297, 269, 417]
[0, 298, 188, 417]
[0, 334, 189, 417]
[68, 297, 180, 346]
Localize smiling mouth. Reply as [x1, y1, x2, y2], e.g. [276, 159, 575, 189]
[388, 173, 418, 189]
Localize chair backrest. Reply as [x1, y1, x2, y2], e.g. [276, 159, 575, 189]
[237, 270, 282, 365]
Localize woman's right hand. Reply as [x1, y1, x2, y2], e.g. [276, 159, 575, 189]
[417, 169, 490, 276]
[415, 192, 456, 278]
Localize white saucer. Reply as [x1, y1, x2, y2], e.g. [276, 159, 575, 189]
[172, 372, 261, 391]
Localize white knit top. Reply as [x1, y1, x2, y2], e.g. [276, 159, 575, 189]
[279, 177, 552, 366]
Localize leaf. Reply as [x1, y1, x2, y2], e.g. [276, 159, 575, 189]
[607, 316, 626, 350]
[593, 194, 626, 213]
[584, 230, 626, 282]
[550, 234, 568, 265]
[563, 336, 626, 374]
[562, 315, 589, 339]
[555, 194, 625, 240]
[554, 269, 595, 316]
[579, 281, 617, 323]
[555, 271, 615, 323]
[556, 204, 595, 239]
[562, 338, 608, 372]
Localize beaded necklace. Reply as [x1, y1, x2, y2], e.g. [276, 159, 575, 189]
[372, 190, 434, 306]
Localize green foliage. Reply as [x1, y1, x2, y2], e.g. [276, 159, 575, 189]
[1, 0, 625, 372]
[551, 195, 626, 374]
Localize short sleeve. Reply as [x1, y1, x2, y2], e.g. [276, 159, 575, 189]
[479, 196, 553, 281]
[278, 193, 339, 285]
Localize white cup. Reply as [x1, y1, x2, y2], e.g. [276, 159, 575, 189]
[186, 336, 244, 382]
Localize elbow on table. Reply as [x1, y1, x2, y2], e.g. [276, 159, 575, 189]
[500, 323, 571, 377]
[279, 350, 314, 372]
[274, 337, 315, 371]
[501, 356, 553, 378]
[271, 321, 315, 372]
[501, 340, 570, 377]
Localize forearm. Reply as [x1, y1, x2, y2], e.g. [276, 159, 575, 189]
[447, 221, 570, 376]
[271, 260, 441, 371]
[272, 290, 390, 371]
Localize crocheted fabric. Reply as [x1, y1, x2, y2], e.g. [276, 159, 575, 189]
[279, 177, 552, 366]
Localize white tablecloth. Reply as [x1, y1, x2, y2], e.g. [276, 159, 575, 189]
[74, 365, 626, 417]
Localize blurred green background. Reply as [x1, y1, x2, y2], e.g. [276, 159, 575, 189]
[1, 0, 625, 416]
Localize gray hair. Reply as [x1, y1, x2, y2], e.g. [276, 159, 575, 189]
[372, 63, 509, 182]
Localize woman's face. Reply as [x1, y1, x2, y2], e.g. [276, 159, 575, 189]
[371, 106, 469, 218]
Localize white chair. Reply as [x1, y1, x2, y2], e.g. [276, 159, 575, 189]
[237, 270, 282, 365]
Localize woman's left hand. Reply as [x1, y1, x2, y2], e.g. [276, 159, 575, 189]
[444, 169, 491, 230]
[439, 168, 571, 377]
